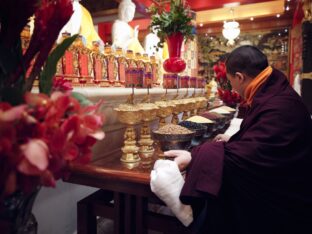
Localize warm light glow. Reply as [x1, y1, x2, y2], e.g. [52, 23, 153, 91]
[250, 17, 254, 21]
[222, 21, 240, 45]
[285, 6, 290, 11]
[276, 14, 280, 18]
[199, 23, 203, 27]
[196, 0, 284, 23]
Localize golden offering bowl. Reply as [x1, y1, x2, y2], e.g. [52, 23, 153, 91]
[137, 103, 159, 122]
[155, 101, 173, 117]
[195, 97, 202, 109]
[155, 101, 174, 127]
[157, 106, 172, 118]
[180, 99, 191, 112]
[171, 100, 184, 113]
[170, 100, 185, 124]
[115, 106, 142, 125]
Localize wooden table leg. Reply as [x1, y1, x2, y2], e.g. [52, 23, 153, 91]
[77, 198, 97, 234]
[124, 194, 136, 234]
[135, 195, 148, 234]
[114, 192, 125, 234]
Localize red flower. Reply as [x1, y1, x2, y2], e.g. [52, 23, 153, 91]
[0, 91, 104, 197]
[214, 61, 241, 105]
[52, 77, 73, 92]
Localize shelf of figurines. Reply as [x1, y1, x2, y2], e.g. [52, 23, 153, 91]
[113, 92, 236, 164]
[21, 29, 205, 90]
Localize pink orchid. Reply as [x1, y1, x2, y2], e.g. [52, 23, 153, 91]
[18, 139, 49, 175]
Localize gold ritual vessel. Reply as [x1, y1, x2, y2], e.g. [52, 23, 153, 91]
[137, 101, 159, 163]
[114, 104, 142, 163]
[155, 101, 175, 128]
[170, 99, 184, 124]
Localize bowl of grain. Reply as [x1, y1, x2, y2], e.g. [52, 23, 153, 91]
[201, 111, 226, 130]
[186, 115, 215, 139]
[178, 121, 207, 146]
[152, 124, 195, 151]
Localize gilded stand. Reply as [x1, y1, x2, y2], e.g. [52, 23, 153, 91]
[155, 101, 174, 128]
[115, 97, 142, 163]
[137, 97, 159, 163]
[170, 89, 182, 124]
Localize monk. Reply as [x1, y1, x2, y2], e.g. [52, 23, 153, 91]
[165, 46, 312, 234]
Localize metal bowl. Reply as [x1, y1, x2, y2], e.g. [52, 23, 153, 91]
[152, 131, 195, 151]
[179, 121, 207, 146]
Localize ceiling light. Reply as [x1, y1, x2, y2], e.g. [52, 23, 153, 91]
[284, 29, 288, 32]
[276, 14, 280, 18]
[278, 33, 281, 36]
[223, 21, 240, 45]
[222, 8, 240, 45]
[250, 17, 254, 21]
[199, 23, 203, 27]
[287, 0, 290, 2]
[285, 6, 290, 11]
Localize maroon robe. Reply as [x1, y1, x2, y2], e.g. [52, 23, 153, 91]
[181, 69, 312, 234]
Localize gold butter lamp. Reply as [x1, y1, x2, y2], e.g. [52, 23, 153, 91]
[115, 104, 142, 163]
[170, 99, 184, 124]
[155, 100, 174, 128]
[137, 102, 159, 162]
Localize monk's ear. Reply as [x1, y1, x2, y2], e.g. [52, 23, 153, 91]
[235, 72, 245, 84]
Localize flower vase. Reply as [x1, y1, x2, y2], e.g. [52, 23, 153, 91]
[0, 188, 40, 234]
[163, 32, 186, 73]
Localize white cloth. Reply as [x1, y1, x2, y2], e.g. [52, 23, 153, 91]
[293, 73, 301, 96]
[150, 160, 193, 226]
[224, 117, 243, 136]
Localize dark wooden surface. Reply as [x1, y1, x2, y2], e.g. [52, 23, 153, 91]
[67, 150, 158, 196]
[66, 150, 191, 234]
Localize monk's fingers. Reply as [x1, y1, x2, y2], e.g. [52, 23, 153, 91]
[164, 150, 189, 158]
[213, 134, 222, 141]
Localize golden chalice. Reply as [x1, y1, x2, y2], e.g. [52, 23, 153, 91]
[155, 101, 174, 128]
[170, 99, 184, 124]
[114, 104, 142, 163]
[180, 99, 193, 121]
[137, 103, 159, 162]
[198, 96, 208, 114]
[188, 97, 197, 117]
[193, 97, 202, 116]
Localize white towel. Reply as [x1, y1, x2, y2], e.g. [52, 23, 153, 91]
[150, 159, 193, 226]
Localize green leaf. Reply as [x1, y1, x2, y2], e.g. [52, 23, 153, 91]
[71, 91, 93, 106]
[39, 34, 78, 95]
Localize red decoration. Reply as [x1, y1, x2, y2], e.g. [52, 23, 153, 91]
[163, 32, 186, 73]
[213, 61, 242, 107]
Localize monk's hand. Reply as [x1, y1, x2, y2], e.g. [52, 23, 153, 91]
[213, 134, 230, 142]
[164, 150, 191, 171]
